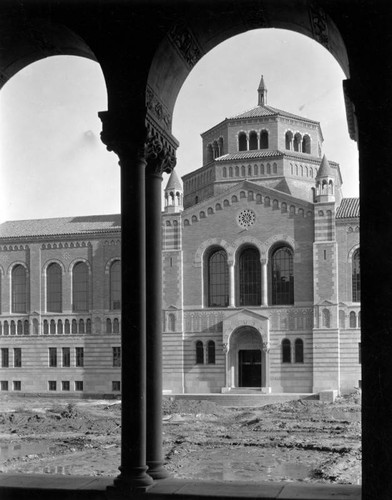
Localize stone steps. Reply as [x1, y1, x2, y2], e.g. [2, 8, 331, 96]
[164, 393, 319, 407]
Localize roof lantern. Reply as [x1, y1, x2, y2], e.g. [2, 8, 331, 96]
[258, 75, 267, 106]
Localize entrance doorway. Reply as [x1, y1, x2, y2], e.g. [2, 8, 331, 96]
[238, 349, 261, 387]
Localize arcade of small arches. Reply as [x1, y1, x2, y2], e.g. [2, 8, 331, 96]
[316, 178, 334, 195]
[184, 169, 214, 192]
[285, 131, 312, 154]
[222, 162, 278, 178]
[184, 192, 313, 226]
[237, 130, 269, 152]
[203, 243, 294, 309]
[289, 162, 318, 178]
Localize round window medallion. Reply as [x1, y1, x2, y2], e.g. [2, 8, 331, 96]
[237, 209, 256, 229]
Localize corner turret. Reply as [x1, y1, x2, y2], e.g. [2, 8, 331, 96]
[164, 169, 183, 213]
[315, 155, 335, 203]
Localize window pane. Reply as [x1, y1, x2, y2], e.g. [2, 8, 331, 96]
[282, 339, 291, 363]
[73, 262, 89, 311]
[239, 248, 261, 306]
[196, 341, 204, 364]
[352, 250, 360, 302]
[207, 341, 215, 364]
[110, 261, 121, 310]
[12, 265, 27, 313]
[295, 339, 304, 363]
[271, 247, 294, 305]
[47, 263, 62, 312]
[208, 250, 229, 307]
[76, 347, 84, 367]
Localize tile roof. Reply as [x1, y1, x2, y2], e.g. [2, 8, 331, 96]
[0, 214, 121, 239]
[336, 198, 360, 219]
[230, 104, 319, 124]
[215, 151, 282, 161]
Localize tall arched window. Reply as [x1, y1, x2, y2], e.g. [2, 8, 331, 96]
[110, 260, 121, 310]
[196, 341, 204, 364]
[260, 130, 268, 149]
[350, 311, 357, 328]
[295, 339, 304, 363]
[168, 313, 176, 332]
[352, 249, 360, 302]
[239, 248, 261, 306]
[282, 339, 291, 363]
[73, 262, 89, 312]
[271, 247, 294, 305]
[249, 131, 258, 150]
[302, 135, 311, 153]
[12, 265, 27, 313]
[208, 249, 229, 307]
[47, 263, 62, 313]
[238, 132, 247, 151]
[285, 131, 293, 150]
[207, 340, 215, 364]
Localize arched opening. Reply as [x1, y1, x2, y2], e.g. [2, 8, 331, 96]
[249, 130, 258, 150]
[238, 132, 247, 151]
[237, 246, 261, 306]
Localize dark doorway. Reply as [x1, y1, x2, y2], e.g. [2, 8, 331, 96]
[238, 349, 261, 387]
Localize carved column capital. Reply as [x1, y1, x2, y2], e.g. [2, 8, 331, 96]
[262, 341, 270, 353]
[98, 110, 148, 164]
[145, 133, 177, 177]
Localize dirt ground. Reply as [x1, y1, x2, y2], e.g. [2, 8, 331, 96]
[0, 393, 361, 484]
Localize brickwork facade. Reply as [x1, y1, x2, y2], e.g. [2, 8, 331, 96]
[0, 81, 360, 396]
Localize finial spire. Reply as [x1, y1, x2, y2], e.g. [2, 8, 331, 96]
[258, 75, 267, 106]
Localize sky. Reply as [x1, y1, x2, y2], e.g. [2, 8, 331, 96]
[0, 28, 359, 224]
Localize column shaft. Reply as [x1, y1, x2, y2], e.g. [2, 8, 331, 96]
[261, 262, 268, 306]
[145, 167, 169, 479]
[229, 263, 235, 307]
[115, 150, 152, 490]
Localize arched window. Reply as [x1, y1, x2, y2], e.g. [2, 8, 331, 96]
[43, 320, 49, 335]
[17, 320, 23, 335]
[79, 319, 85, 333]
[254, 165, 258, 176]
[302, 135, 311, 153]
[72, 319, 78, 333]
[249, 131, 258, 150]
[86, 318, 92, 333]
[222, 167, 227, 178]
[4, 321, 9, 335]
[110, 260, 121, 310]
[294, 133, 301, 152]
[24, 320, 29, 335]
[107, 318, 112, 333]
[168, 313, 176, 331]
[58, 320, 63, 334]
[282, 339, 291, 363]
[352, 249, 360, 302]
[208, 249, 229, 307]
[47, 263, 62, 313]
[65, 319, 70, 334]
[50, 319, 56, 334]
[350, 311, 357, 328]
[113, 318, 120, 333]
[12, 265, 27, 313]
[229, 167, 233, 177]
[323, 309, 331, 328]
[72, 262, 89, 312]
[260, 130, 268, 149]
[271, 247, 294, 305]
[238, 132, 247, 151]
[239, 248, 261, 306]
[241, 165, 246, 176]
[285, 131, 293, 150]
[295, 339, 304, 363]
[207, 340, 215, 364]
[196, 341, 204, 364]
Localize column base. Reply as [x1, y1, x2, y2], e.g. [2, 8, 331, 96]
[107, 467, 153, 496]
[147, 461, 171, 480]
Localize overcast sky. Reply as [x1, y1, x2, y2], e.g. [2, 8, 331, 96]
[0, 28, 358, 224]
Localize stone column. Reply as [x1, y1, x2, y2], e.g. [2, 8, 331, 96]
[262, 341, 271, 393]
[228, 262, 235, 307]
[145, 134, 175, 480]
[261, 260, 268, 306]
[99, 111, 153, 491]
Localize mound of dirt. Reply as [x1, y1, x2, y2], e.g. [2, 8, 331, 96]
[162, 398, 224, 416]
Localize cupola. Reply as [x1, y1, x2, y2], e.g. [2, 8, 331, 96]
[257, 75, 267, 106]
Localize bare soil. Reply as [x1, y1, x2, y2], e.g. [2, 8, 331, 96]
[0, 394, 361, 484]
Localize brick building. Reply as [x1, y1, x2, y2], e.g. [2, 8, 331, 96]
[0, 77, 360, 395]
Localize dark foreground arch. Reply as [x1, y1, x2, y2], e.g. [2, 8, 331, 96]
[0, 1, 391, 498]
